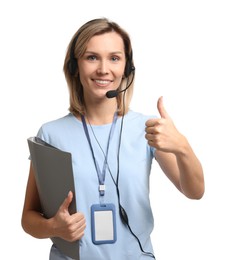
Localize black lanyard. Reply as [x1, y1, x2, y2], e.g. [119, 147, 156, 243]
[81, 112, 118, 197]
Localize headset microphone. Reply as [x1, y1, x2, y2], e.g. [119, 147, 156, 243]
[106, 89, 125, 99]
[106, 66, 135, 98]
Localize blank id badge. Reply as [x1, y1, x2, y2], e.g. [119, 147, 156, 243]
[91, 203, 117, 245]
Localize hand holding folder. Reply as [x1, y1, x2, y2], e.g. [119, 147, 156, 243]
[27, 137, 80, 260]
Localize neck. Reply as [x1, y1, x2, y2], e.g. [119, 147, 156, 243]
[85, 99, 118, 125]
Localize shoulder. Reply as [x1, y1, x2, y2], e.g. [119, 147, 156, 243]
[122, 110, 157, 135]
[40, 113, 74, 128]
[124, 110, 157, 156]
[125, 110, 157, 124]
[36, 113, 76, 141]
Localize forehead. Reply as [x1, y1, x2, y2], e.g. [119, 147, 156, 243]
[86, 31, 125, 53]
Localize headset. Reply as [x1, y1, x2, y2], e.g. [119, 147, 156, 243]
[67, 21, 135, 78]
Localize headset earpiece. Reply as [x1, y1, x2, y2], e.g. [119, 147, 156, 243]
[124, 51, 135, 77]
[68, 35, 80, 76]
[124, 60, 135, 77]
[68, 58, 78, 76]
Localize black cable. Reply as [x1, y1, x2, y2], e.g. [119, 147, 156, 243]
[88, 75, 155, 259]
[115, 85, 156, 259]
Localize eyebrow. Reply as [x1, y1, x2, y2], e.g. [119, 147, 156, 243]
[84, 51, 124, 55]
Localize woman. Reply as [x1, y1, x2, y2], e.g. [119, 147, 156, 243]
[21, 18, 204, 259]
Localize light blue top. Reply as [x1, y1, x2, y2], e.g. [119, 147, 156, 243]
[37, 110, 156, 260]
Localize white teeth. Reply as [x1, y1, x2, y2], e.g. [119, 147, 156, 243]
[95, 80, 110, 85]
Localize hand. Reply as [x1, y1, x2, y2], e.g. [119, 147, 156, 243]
[145, 96, 186, 154]
[52, 191, 86, 242]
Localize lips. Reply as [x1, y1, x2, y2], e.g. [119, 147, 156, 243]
[93, 79, 113, 87]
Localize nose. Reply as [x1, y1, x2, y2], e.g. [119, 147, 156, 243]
[97, 60, 109, 75]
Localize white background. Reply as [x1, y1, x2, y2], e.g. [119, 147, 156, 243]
[1, 0, 228, 259]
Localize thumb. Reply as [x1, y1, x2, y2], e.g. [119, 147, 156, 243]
[157, 96, 170, 119]
[60, 191, 73, 212]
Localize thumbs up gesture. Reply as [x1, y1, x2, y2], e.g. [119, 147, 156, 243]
[145, 97, 185, 154]
[52, 191, 86, 242]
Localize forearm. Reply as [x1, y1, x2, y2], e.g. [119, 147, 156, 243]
[176, 138, 205, 199]
[22, 210, 55, 239]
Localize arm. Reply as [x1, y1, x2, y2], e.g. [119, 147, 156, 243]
[145, 97, 204, 199]
[21, 162, 86, 241]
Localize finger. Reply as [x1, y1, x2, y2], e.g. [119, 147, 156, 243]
[145, 126, 157, 134]
[75, 214, 86, 231]
[69, 213, 86, 241]
[71, 212, 85, 222]
[60, 191, 73, 212]
[145, 118, 158, 127]
[72, 221, 86, 241]
[145, 133, 152, 140]
[70, 213, 86, 231]
[157, 96, 170, 119]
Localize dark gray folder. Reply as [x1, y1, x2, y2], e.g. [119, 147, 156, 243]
[27, 136, 79, 260]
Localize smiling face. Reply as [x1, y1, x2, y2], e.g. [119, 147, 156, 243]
[78, 31, 126, 102]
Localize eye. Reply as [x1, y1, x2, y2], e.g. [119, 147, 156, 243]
[86, 55, 97, 61]
[111, 56, 120, 62]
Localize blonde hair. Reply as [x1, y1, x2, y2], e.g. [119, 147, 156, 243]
[63, 18, 135, 117]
